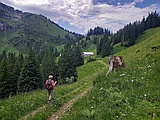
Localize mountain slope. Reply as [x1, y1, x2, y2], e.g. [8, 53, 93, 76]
[0, 27, 159, 120]
[0, 2, 83, 53]
[59, 27, 160, 119]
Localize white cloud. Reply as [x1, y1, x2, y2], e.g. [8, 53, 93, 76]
[1, 0, 160, 34]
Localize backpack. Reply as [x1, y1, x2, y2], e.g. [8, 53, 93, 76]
[46, 80, 53, 90]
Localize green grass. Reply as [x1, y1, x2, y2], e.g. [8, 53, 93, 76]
[60, 27, 160, 120]
[112, 43, 128, 54]
[82, 35, 103, 53]
[0, 60, 106, 120]
[0, 31, 20, 53]
[1, 27, 160, 120]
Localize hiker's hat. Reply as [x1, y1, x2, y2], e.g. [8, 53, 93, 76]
[48, 75, 53, 79]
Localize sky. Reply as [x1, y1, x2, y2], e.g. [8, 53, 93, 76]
[1, 0, 160, 34]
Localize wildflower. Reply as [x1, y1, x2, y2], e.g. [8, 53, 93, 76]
[100, 87, 103, 90]
[131, 80, 134, 82]
[144, 94, 147, 97]
[1, 106, 5, 110]
[119, 74, 125, 77]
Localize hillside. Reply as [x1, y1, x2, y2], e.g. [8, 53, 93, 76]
[0, 27, 159, 120]
[0, 3, 83, 53]
[60, 27, 160, 119]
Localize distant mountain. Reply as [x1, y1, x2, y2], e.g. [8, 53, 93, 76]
[0, 2, 84, 54]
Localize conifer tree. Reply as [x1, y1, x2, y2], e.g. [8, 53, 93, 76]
[146, 12, 152, 29]
[101, 34, 112, 57]
[58, 43, 78, 84]
[0, 50, 7, 62]
[0, 57, 10, 98]
[152, 11, 159, 28]
[7, 52, 17, 95]
[41, 50, 56, 83]
[18, 47, 42, 92]
[72, 43, 84, 67]
[12, 53, 24, 94]
[139, 17, 146, 34]
[96, 38, 102, 55]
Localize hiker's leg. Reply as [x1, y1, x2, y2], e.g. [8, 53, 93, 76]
[48, 90, 50, 98]
[49, 90, 53, 101]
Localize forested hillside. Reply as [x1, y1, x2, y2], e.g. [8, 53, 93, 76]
[0, 2, 84, 54]
[83, 11, 160, 58]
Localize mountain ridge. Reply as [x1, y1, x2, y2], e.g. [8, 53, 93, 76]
[0, 2, 84, 53]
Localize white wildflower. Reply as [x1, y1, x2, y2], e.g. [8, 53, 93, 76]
[100, 87, 103, 90]
[119, 74, 125, 76]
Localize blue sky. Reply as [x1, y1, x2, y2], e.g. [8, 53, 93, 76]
[1, 0, 160, 34]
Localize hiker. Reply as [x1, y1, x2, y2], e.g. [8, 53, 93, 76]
[45, 75, 57, 103]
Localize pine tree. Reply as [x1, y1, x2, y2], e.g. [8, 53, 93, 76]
[41, 50, 56, 83]
[146, 12, 152, 29]
[139, 17, 146, 34]
[72, 43, 84, 67]
[12, 53, 24, 94]
[0, 50, 7, 62]
[101, 34, 112, 57]
[58, 43, 78, 84]
[96, 38, 102, 55]
[0, 57, 10, 98]
[152, 11, 159, 28]
[7, 52, 17, 95]
[18, 47, 42, 92]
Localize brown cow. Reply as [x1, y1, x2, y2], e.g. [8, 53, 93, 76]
[106, 55, 125, 76]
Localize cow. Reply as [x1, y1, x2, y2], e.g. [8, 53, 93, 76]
[106, 55, 125, 76]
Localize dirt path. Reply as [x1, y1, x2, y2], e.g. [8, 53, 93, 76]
[20, 87, 92, 120]
[48, 87, 92, 120]
[20, 104, 47, 120]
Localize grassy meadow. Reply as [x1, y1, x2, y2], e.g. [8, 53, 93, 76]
[0, 27, 160, 120]
[60, 27, 160, 120]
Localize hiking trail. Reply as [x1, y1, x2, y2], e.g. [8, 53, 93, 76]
[20, 87, 92, 120]
[48, 87, 92, 120]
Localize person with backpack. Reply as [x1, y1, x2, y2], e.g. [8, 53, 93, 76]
[45, 75, 57, 103]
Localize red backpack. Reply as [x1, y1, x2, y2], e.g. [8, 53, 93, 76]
[46, 80, 53, 90]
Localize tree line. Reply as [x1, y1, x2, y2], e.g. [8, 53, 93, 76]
[92, 11, 160, 57]
[87, 26, 111, 36]
[0, 43, 84, 99]
[112, 11, 160, 46]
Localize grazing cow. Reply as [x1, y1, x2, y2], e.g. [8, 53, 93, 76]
[106, 55, 125, 76]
